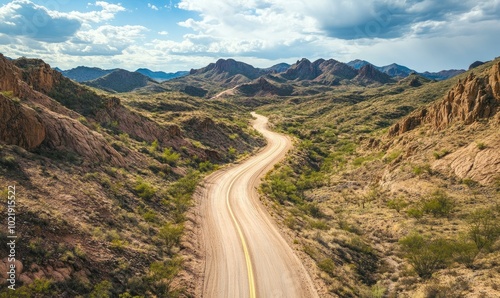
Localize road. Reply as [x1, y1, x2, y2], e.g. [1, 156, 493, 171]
[198, 113, 318, 298]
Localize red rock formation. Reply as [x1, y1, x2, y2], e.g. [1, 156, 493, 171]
[0, 94, 45, 150]
[389, 61, 500, 136]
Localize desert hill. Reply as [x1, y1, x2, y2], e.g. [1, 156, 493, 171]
[253, 57, 500, 297]
[0, 53, 264, 297]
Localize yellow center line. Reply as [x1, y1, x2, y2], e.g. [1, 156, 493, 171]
[226, 169, 257, 298]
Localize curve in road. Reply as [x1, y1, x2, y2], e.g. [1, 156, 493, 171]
[198, 112, 318, 298]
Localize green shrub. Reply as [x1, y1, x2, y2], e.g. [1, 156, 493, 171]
[452, 237, 479, 267]
[158, 223, 184, 253]
[134, 179, 156, 200]
[476, 142, 486, 150]
[467, 208, 500, 251]
[399, 233, 454, 279]
[412, 163, 431, 176]
[162, 148, 180, 166]
[433, 149, 450, 159]
[317, 258, 336, 276]
[0, 155, 16, 168]
[422, 190, 454, 217]
[406, 207, 424, 219]
[198, 160, 215, 172]
[387, 197, 409, 212]
[90, 280, 112, 298]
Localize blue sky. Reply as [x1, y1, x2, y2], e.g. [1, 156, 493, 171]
[0, 0, 499, 72]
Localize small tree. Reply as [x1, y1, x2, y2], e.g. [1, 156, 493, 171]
[468, 208, 500, 251]
[158, 223, 184, 253]
[399, 233, 454, 279]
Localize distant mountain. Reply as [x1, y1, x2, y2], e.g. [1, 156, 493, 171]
[135, 68, 188, 82]
[420, 69, 465, 81]
[469, 61, 485, 70]
[189, 58, 267, 82]
[282, 58, 371, 84]
[84, 69, 163, 93]
[348, 59, 464, 80]
[264, 63, 291, 73]
[377, 63, 414, 77]
[62, 66, 116, 82]
[347, 59, 371, 70]
[354, 64, 393, 84]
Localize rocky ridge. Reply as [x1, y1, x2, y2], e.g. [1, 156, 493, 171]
[389, 61, 500, 135]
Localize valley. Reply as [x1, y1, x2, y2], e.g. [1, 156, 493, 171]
[0, 53, 499, 298]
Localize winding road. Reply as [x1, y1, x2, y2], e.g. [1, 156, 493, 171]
[198, 113, 318, 298]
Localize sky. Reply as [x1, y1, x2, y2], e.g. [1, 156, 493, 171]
[0, 0, 499, 72]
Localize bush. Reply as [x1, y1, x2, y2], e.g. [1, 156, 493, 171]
[162, 148, 180, 166]
[134, 179, 156, 200]
[90, 280, 112, 298]
[399, 233, 454, 279]
[406, 207, 424, 219]
[0, 155, 16, 169]
[467, 208, 500, 251]
[387, 197, 409, 212]
[422, 190, 454, 217]
[158, 223, 184, 253]
[317, 258, 335, 276]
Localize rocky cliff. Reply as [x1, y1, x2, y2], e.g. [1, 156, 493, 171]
[389, 61, 500, 136]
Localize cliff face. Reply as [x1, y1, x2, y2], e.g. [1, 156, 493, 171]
[0, 55, 125, 165]
[0, 94, 45, 150]
[389, 62, 500, 136]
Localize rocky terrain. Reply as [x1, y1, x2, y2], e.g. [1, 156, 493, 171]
[1, 51, 498, 297]
[255, 58, 499, 297]
[0, 53, 264, 297]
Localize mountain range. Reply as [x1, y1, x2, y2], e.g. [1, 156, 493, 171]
[56, 58, 466, 94]
[1, 50, 499, 297]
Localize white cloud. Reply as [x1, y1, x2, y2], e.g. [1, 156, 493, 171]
[70, 1, 126, 24]
[0, 0, 81, 42]
[158, 31, 169, 35]
[148, 3, 159, 11]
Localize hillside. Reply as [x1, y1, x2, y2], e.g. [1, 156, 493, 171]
[348, 59, 465, 80]
[83, 69, 165, 93]
[253, 58, 500, 297]
[135, 68, 188, 82]
[61, 66, 116, 82]
[0, 54, 264, 297]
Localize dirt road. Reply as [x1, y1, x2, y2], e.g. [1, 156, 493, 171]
[198, 113, 318, 298]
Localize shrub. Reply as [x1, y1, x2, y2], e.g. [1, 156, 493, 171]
[452, 237, 479, 267]
[399, 233, 454, 279]
[406, 207, 424, 219]
[134, 179, 156, 200]
[387, 197, 409, 212]
[198, 160, 215, 172]
[90, 280, 112, 298]
[317, 258, 336, 276]
[0, 155, 16, 169]
[412, 163, 432, 176]
[158, 223, 184, 253]
[228, 146, 237, 159]
[467, 208, 500, 251]
[433, 149, 450, 160]
[422, 190, 454, 217]
[476, 142, 486, 150]
[162, 148, 180, 166]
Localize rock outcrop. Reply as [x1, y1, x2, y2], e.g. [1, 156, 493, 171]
[0, 94, 45, 150]
[433, 133, 500, 185]
[389, 61, 500, 136]
[0, 54, 125, 165]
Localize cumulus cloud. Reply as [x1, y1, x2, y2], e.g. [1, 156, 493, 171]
[0, 0, 81, 42]
[148, 3, 159, 11]
[62, 25, 148, 56]
[69, 1, 126, 23]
